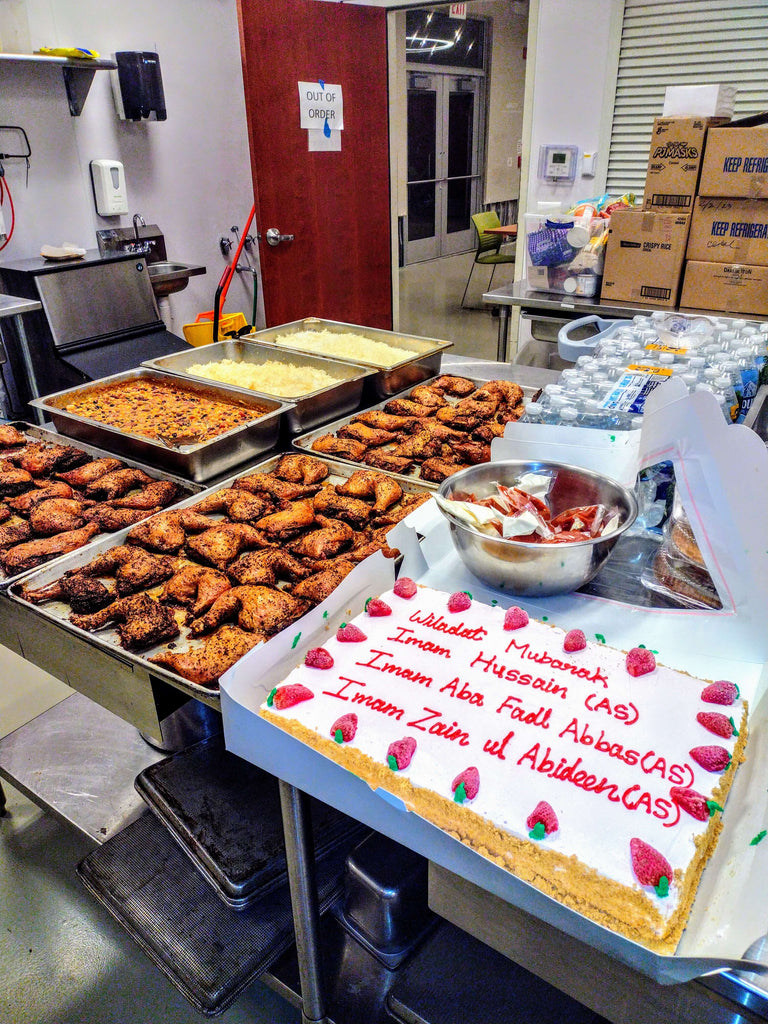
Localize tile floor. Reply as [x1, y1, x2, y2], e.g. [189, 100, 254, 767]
[0, 249, 511, 1023]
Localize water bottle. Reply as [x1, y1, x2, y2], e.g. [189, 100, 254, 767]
[695, 382, 731, 423]
[542, 394, 568, 424]
[559, 405, 579, 428]
[712, 375, 738, 422]
[520, 400, 544, 424]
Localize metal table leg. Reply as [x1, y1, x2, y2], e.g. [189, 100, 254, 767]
[0, 779, 6, 816]
[279, 779, 328, 1024]
[496, 305, 510, 362]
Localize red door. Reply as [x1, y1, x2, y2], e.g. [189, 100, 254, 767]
[238, 0, 392, 329]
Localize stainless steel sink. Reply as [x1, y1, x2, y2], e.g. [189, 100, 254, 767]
[147, 260, 205, 297]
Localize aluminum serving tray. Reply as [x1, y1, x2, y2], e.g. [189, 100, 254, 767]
[141, 338, 376, 435]
[243, 317, 453, 398]
[0, 421, 203, 591]
[293, 372, 540, 488]
[7, 453, 434, 703]
[29, 367, 293, 482]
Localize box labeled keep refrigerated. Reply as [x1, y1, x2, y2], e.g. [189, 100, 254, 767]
[600, 209, 690, 306]
[687, 197, 768, 266]
[643, 117, 726, 212]
[698, 125, 768, 198]
[680, 260, 768, 316]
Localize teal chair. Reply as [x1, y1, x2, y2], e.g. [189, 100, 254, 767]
[461, 211, 516, 308]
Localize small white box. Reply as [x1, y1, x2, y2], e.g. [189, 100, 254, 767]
[662, 84, 736, 119]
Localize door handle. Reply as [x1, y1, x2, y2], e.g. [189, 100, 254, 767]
[265, 228, 295, 247]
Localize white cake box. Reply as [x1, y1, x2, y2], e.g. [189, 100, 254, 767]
[221, 384, 768, 983]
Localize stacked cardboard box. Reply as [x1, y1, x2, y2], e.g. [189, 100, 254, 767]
[680, 124, 768, 316]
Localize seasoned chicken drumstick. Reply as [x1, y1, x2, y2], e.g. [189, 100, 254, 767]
[336, 469, 403, 512]
[188, 585, 308, 637]
[70, 592, 180, 651]
[149, 625, 260, 687]
[158, 564, 232, 616]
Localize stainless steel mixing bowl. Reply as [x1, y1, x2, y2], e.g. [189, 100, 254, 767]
[437, 460, 638, 597]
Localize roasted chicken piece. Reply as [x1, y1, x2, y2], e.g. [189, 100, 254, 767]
[108, 480, 183, 510]
[0, 502, 10, 524]
[430, 375, 477, 396]
[70, 592, 180, 651]
[453, 393, 500, 418]
[370, 491, 431, 530]
[185, 522, 266, 571]
[85, 467, 155, 500]
[434, 407, 481, 432]
[337, 422, 396, 448]
[189, 585, 308, 638]
[191, 488, 273, 523]
[255, 499, 317, 538]
[272, 453, 330, 485]
[11, 442, 88, 476]
[149, 625, 260, 687]
[383, 398, 438, 418]
[361, 450, 414, 475]
[66, 544, 179, 595]
[228, 548, 312, 586]
[313, 487, 372, 529]
[0, 424, 26, 447]
[290, 562, 357, 604]
[83, 504, 164, 532]
[0, 462, 34, 497]
[287, 516, 354, 560]
[389, 431, 443, 461]
[478, 379, 525, 406]
[353, 410, 418, 434]
[419, 457, 471, 483]
[0, 521, 32, 548]
[336, 469, 403, 512]
[22, 574, 115, 614]
[126, 508, 215, 553]
[29, 497, 95, 536]
[411, 419, 466, 443]
[232, 472, 322, 501]
[472, 421, 507, 443]
[408, 385, 448, 409]
[56, 458, 123, 488]
[159, 564, 232, 616]
[7, 481, 75, 512]
[450, 440, 492, 465]
[310, 435, 368, 461]
[0, 522, 101, 575]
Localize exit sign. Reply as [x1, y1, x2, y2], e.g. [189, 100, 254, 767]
[449, 3, 467, 18]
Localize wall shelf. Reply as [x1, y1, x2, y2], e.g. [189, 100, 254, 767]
[0, 52, 117, 115]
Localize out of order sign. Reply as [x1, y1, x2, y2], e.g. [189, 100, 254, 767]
[298, 81, 344, 130]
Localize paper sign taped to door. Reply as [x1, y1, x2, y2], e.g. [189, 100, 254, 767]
[298, 81, 344, 130]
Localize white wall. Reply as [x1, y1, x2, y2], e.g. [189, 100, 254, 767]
[0, 0, 260, 334]
[483, 0, 528, 205]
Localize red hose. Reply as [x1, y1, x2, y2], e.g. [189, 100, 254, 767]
[0, 176, 15, 252]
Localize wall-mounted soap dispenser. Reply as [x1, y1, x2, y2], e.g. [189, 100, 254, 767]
[112, 51, 167, 121]
[90, 159, 129, 216]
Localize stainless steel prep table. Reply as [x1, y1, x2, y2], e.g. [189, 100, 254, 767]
[2, 355, 768, 1024]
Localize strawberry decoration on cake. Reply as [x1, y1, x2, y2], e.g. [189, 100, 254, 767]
[697, 711, 738, 739]
[503, 606, 529, 631]
[330, 713, 358, 744]
[447, 591, 472, 613]
[387, 737, 416, 771]
[337, 623, 367, 643]
[626, 647, 656, 677]
[670, 786, 723, 821]
[365, 597, 392, 617]
[563, 629, 587, 653]
[630, 837, 673, 898]
[305, 647, 334, 669]
[451, 766, 480, 804]
[527, 800, 559, 840]
[393, 577, 417, 599]
[690, 745, 732, 772]
[267, 683, 314, 709]
[701, 680, 739, 705]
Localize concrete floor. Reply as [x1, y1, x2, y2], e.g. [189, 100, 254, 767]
[0, 249, 509, 1023]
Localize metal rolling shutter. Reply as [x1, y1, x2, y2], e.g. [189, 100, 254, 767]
[607, 0, 768, 196]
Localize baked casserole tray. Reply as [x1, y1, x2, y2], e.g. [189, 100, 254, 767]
[29, 367, 293, 482]
[242, 316, 453, 398]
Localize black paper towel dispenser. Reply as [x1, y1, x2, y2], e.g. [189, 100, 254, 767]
[113, 51, 167, 121]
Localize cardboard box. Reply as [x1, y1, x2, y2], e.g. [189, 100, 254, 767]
[663, 84, 736, 119]
[687, 197, 768, 266]
[698, 125, 768, 198]
[680, 260, 768, 315]
[643, 117, 726, 212]
[600, 209, 690, 306]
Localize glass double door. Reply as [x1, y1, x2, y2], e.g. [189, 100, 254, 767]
[406, 72, 483, 264]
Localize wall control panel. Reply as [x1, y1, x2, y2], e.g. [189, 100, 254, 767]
[537, 144, 579, 183]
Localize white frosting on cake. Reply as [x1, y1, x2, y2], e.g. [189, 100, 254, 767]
[261, 583, 745, 935]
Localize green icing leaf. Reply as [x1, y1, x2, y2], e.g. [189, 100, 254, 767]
[706, 800, 724, 817]
[334, 729, 343, 744]
[655, 875, 670, 898]
[595, 633, 606, 644]
[750, 830, 767, 846]
[529, 821, 546, 841]
[291, 632, 301, 650]
[387, 754, 398, 771]
[266, 687, 277, 708]
[454, 782, 467, 804]
[729, 716, 739, 737]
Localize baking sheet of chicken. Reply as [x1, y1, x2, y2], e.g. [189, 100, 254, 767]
[8, 453, 434, 700]
[0, 423, 201, 589]
[293, 374, 540, 486]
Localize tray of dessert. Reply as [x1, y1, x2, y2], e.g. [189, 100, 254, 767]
[243, 317, 453, 398]
[8, 453, 434, 701]
[142, 339, 377, 436]
[0, 421, 201, 590]
[293, 372, 538, 486]
[29, 368, 293, 482]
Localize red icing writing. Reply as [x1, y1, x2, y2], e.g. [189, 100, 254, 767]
[321, 676, 405, 720]
[439, 676, 484, 706]
[639, 751, 694, 788]
[406, 706, 471, 746]
[408, 608, 487, 641]
[504, 637, 608, 688]
[355, 648, 433, 687]
[483, 730, 515, 760]
[584, 693, 639, 724]
[387, 626, 451, 658]
[469, 652, 568, 699]
[495, 694, 552, 729]
[558, 717, 640, 765]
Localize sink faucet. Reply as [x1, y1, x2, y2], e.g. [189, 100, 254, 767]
[132, 213, 145, 241]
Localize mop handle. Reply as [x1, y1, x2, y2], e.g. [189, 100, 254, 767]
[220, 203, 256, 309]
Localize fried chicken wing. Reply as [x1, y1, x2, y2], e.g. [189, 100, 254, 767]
[310, 435, 368, 461]
[228, 549, 313, 587]
[159, 564, 232, 616]
[420, 457, 470, 483]
[70, 592, 180, 651]
[337, 422, 396, 448]
[430, 375, 477, 396]
[336, 469, 403, 511]
[84, 504, 163, 532]
[85, 467, 155, 499]
[149, 625, 260, 687]
[29, 497, 94, 536]
[312, 487, 372, 528]
[287, 516, 354, 560]
[383, 398, 438, 418]
[0, 522, 101, 575]
[7, 481, 75, 512]
[189, 585, 308, 637]
[108, 480, 183, 510]
[255, 499, 316, 538]
[272, 453, 330, 485]
[56, 458, 123, 488]
[232, 472, 322, 500]
[185, 522, 265, 571]
[361, 450, 414, 475]
[0, 462, 34, 497]
[21, 574, 115, 614]
[0, 425, 26, 447]
[12, 443, 89, 476]
[353, 410, 418, 433]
